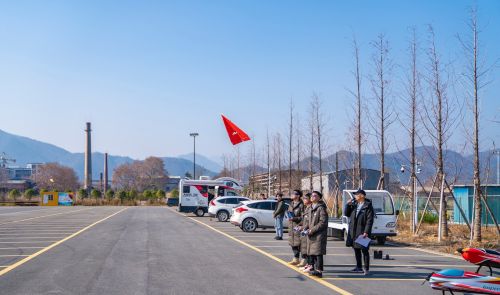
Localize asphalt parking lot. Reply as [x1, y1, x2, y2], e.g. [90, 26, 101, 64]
[0, 206, 494, 295]
[177, 209, 493, 295]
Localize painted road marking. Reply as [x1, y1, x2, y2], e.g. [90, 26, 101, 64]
[0, 208, 90, 226]
[0, 247, 44, 250]
[0, 207, 128, 277]
[0, 241, 59, 244]
[169, 208, 353, 295]
[0, 233, 76, 236]
[0, 254, 29, 257]
[323, 278, 424, 281]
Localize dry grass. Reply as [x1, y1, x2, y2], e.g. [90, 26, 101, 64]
[390, 215, 499, 255]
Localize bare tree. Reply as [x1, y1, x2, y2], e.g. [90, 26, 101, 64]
[370, 33, 394, 190]
[422, 26, 459, 239]
[349, 37, 363, 188]
[35, 163, 79, 191]
[401, 27, 421, 233]
[273, 132, 283, 192]
[458, 7, 496, 241]
[288, 98, 294, 192]
[266, 129, 271, 197]
[295, 112, 302, 189]
[308, 102, 315, 192]
[310, 93, 326, 194]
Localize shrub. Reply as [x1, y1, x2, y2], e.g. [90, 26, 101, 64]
[170, 188, 179, 198]
[91, 189, 101, 199]
[419, 212, 439, 224]
[24, 188, 36, 200]
[106, 189, 115, 200]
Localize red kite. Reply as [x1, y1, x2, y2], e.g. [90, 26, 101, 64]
[221, 115, 251, 145]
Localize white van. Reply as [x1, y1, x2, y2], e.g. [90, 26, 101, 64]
[328, 190, 398, 245]
[178, 177, 242, 217]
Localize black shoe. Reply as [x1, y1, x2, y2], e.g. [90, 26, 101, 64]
[350, 267, 363, 273]
[276, 237, 283, 240]
[309, 270, 323, 278]
[274, 236, 279, 240]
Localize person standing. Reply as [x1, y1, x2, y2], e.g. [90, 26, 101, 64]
[345, 189, 374, 275]
[273, 193, 286, 240]
[298, 193, 312, 270]
[305, 191, 328, 278]
[287, 190, 304, 265]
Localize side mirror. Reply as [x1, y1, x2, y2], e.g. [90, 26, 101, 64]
[395, 210, 400, 216]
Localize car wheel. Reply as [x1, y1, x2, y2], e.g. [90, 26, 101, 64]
[376, 236, 386, 245]
[195, 208, 205, 217]
[242, 218, 258, 232]
[217, 210, 229, 222]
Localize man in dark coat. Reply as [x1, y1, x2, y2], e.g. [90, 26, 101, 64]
[305, 191, 328, 278]
[287, 190, 304, 265]
[344, 189, 374, 275]
[273, 193, 286, 240]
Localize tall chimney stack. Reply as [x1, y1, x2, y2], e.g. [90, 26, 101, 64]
[103, 152, 108, 196]
[84, 122, 92, 191]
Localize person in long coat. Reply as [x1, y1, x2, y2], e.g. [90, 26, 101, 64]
[344, 189, 374, 275]
[298, 193, 312, 270]
[305, 191, 328, 278]
[287, 190, 304, 265]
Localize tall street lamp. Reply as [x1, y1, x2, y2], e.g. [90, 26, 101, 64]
[189, 133, 199, 180]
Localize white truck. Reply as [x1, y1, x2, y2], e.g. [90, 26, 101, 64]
[178, 177, 243, 217]
[328, 190, 399, 245]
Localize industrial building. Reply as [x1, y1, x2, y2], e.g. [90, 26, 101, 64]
[453, 184, 500, 226]
[301, 168, 390, 196]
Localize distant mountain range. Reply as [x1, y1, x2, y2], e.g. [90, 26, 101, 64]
[0, 129, 217, 181]
[1, 129, 498, 185]
[230, 146, 499, 185]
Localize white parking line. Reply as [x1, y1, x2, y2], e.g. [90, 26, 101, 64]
[0, 237, 68, 239]
[0, 208, 90, 226]
[0, 241, 58, 244]
[0, 247, 45, 250]
[0, 254, 30, 257]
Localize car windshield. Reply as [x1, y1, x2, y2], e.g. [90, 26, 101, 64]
[344, 191, 394, 215]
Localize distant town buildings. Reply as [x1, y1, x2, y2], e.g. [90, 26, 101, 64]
[0, 163, 44, 191]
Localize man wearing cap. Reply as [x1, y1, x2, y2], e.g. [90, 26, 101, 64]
[345, 189, 374, 275]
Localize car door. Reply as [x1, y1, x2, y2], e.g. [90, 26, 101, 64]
[257, 201, 275, 227]
[224, 197, 240, 211]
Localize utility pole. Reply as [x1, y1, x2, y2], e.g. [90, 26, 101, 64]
[190, 133, 199, 180]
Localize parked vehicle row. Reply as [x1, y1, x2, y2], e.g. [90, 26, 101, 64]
[178, 179, 399, 245]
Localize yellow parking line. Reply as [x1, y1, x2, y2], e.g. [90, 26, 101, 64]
[169, 209, 352, 295]
[0, 207, 127, 277]
[0, 208, 90, 226]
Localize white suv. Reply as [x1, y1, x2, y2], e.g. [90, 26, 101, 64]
[208, 196, 250, 222]
[229, 199, 290, 232]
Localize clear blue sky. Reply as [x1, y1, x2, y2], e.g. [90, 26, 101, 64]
[0, 0, 498, 162]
